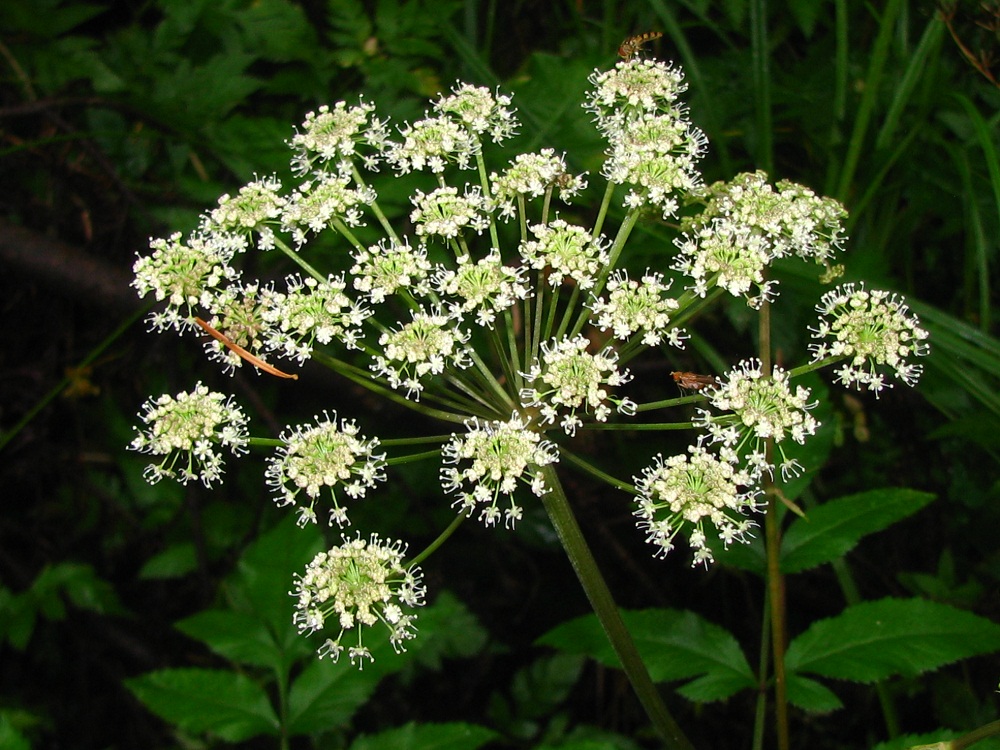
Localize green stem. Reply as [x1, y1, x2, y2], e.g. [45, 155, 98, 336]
[273, 236, 326, 282]
[408, 513, 465, 567]
[540, 465, 694, 750]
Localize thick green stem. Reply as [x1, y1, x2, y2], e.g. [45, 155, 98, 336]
[540, 465, 695, 750]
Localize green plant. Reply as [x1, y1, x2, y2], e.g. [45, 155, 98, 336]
[122, 45, 999, 750]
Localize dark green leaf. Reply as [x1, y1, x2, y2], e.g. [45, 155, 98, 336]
[138, 543, 198, 579]
[785, 598, 1000, 682]
[176, 610, 283, 670]
[125, 668, 279, 741]
[286, 657, 384, 734]
[349, 721, 497, 750]
[781, 488, 935, 573]
[785, 674, 843, 713]
[537, 609, 756, 702]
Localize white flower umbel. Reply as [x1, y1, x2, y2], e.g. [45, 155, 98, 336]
[490, 149, 586, 217]
[266, 411, 386, 527]
[350, 237, 433, 304]
[293, 533, 425, 668]
[132, 231, 242, 332]
[434, 251, 531, 327]
[590, 270, 685, 347]
[809, 282, 929, 395]
[520, 336, 635, 435]
[674, 171, 848, 307]
[410, 185, 491, 242]
[261, 274, 370, 362]
[130, 384, 249, 487]
[387, 115, 478, 174]
[440, 415, 559, 528]
[199, 281, 271, 374]
[696, 359, 819, 480]
[372, 308, 474, 399]
[519, 220, 610, 290]
[208, 175, 286, 234]
[634, 445, 761, 566]
[289, 100, 389, 176]
[585, 59, 689, 132]
[281, 173, 374, 241]
[433, 83, 518, 143]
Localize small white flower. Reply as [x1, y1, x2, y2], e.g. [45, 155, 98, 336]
[372, 308, 473, 399]
[410, 185, 491, 241]
[207, 175, 286, 233]
[261, 274, 370, 362]
[130, 384, 249, 487]
[696, 359, 819, 480]
[289, 100, 389, 175]
[590, 270, 683, 346]
[633, 444, 761, 566]
[434, 83, 519, 142]
[133, 231, 242, 331]
[809, 283, 929, 395]
[266, 411, 386, 527]
[387, 115, 478, 173]
[351, 237, 433, 304]
[519, 220, 610, 290]
[281, 173, 374, 237]
[490, 149, 586, 216]
[585, 59, 690, 131]
[434, 250, 531, 327]
[293, 533, 425, 668]
[520, 336, 633, 435]
[440, 415, 559, 528]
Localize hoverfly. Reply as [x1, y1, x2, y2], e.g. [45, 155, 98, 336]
[618, 31, 663, 62]
[671, 371, 719, 391]
[194, 317, 298, 380]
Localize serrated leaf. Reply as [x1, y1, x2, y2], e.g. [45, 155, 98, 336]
[125, 668, 278, 742]
[286, 656, 384, 734]
[348, 721, 497, 750]
[785, 674, 843, 713]
[176, 610, 282, 670]
[781, 488, 935, 573]
[538, 609, 755, 702]
[785, 598, 1000, 682]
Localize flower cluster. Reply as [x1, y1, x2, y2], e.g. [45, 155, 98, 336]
[696, 360, 819, 480]
[293, 534, 425, 667]
[520, 336, 636, 436]
[129, 384, 249, 487]
[266, 412, 386, 527]
[129, 55, 932, 665]
[809, 283, 929, 394]
[634, 445, 761, 566]
[441, 415, 559, 527]
[674, 171, 848, 307]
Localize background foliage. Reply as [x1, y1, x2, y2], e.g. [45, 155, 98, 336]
[1, 0, 998, 748]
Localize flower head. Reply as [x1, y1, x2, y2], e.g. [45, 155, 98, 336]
[697, 360, 819, 480]
[261, 274, 369, 362]
[372, 308, 473, 399]
[351, 237, 433, 304]
[387, 115, 478, 173]
[585, 59, 689, 130]
[133, 231, 242, 331]
[434, 83, 518, 142]
[281, 173, 374, 241]
[293, 534, 425, 668]
[266, 411, 386, 527]
[519, 220, 610, 290]
[634, 445, 761, 566]
[490, 150, 586, 218]
[410, 186, 491, 241]
[290, 100, 389, 175]
[130, 384, 249, 486]
[590, 270, 684, 346]
[200, 281, 271, 373]
[441, 415, 559, 528]
[809, 283, 929, 395]
[434, 251, 531, 327]
[520, 336, 635, 435]
[208, 175, 286, 234]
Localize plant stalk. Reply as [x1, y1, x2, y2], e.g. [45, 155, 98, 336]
[540, 465, 695, 750]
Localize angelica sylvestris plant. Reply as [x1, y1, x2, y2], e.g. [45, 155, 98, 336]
[130, 57, 929, 739]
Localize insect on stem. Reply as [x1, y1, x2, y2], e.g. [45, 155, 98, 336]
[193, 317, 298, 380]
[671, 371, 718, 391]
